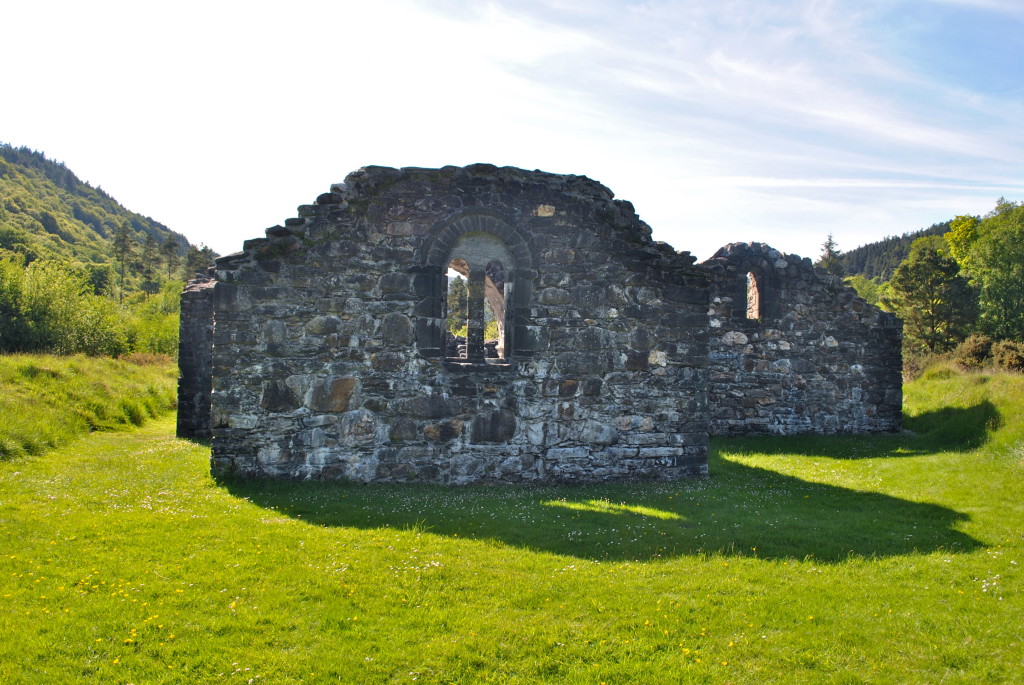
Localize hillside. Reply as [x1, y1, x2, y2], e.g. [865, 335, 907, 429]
[0, 144, 210, 288]
[839, 220, 951, 280]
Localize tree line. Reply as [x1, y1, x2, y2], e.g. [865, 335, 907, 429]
[837, 221, 951, 281]
[0, 228, 217, 357]
[1, 261, 176, 357]
[823, 199, 1024, 372]
[111, 220, 216, 299]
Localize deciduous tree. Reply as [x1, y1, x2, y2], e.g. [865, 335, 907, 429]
[883, 236, 977, 353]
[947, 199, 1024, 340]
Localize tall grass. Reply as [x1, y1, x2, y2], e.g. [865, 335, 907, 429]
[0, 365, 1021, 683]
[905, 360, 1024, 457]
[0, 353, 177, 460]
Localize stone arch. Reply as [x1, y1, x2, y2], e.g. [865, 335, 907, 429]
[415, 211, 536, 362]
[445, 232, 514, 360]
[423, 210, 536, 270]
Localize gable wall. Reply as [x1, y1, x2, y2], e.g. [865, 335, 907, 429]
[206, 165, 710, 483]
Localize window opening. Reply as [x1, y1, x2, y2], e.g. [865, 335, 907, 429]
[745, 271, 761, 320]
[446, 263, 469, 358]
[443, 232, 512, 364]
[484, 259, 506, 358]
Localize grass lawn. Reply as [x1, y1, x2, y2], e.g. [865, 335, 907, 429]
[1, 365, 1022, 683]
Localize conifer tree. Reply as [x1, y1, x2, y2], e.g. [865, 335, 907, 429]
[446, 275, 468, 336]
[112, 220, 136, 303]
[141, 233, 159, 295]
[160, 237, 180, 281]
[818, 233, 845, 277]
[184, 244, 218, 276]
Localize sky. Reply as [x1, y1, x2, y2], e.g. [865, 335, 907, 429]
[5, 0, 1024, 262]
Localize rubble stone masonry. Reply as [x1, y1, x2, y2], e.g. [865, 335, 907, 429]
[177, 165, 902, 483]
[703, 242, 902, 435]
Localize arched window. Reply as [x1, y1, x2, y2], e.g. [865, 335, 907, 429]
[418, 212, 535, 364]
[746, 271, 761, 320]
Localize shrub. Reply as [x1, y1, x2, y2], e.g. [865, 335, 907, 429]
[918, 362, 958, 381]
[992, 340, 1024, 372]
[953, 334, 994, 368]
[903, 350, 944, 381]
[0, 258, 129, 356]
[124, 281, 182, 357]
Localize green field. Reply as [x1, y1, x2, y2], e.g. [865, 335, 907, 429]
[1, 364, 1022, 683]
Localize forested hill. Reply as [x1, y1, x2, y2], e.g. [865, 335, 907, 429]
[0, 144, 201, 283]
[840, 221, 952, 281]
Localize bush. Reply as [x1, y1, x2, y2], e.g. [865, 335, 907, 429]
[124, 280, 182, 357]
[903, 350, 944, 381]
[953, 334, 994, 368]
[992, 340, 1024, 372]
[1, 259, 183, 358]
[0, 258, 129, 356]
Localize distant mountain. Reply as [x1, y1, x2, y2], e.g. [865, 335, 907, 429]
[0, 143, 200, 289]
[840, 221, 952, 281]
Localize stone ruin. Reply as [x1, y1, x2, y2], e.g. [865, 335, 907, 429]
[177, 164, 902, 484]
[705, 243, 902, 435]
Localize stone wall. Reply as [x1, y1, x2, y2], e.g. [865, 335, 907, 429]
[176, 274, 215, 439]
[703, 242, 902, 435]
[205, 164, 710, 484]
[178, 168, 906, 482]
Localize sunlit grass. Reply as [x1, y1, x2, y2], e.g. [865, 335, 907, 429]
[0, 353, 177, 459]
[542, 498, 684, 520]
[0, 366, 1021, 683]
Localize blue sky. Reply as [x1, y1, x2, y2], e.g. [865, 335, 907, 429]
[5, 0, 1023, 261]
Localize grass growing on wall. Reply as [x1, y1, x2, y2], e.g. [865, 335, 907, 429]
[1, 366, 1022, 683]
[0, 353, 177, 460]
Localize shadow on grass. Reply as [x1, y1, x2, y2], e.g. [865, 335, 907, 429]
[905, 399, 1001, 449]
[718, 400, 1002, 460]
[224, 444, 982, 563]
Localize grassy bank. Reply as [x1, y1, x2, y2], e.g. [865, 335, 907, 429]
[0, 353, 177, 459]
[0, 367, 1021, 683]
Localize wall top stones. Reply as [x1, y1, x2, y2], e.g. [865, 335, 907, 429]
[214, 163, 701, 277]
[702, 241, 902, 330]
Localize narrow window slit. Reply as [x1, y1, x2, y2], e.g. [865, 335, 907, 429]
[746, 271, 761, 320]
